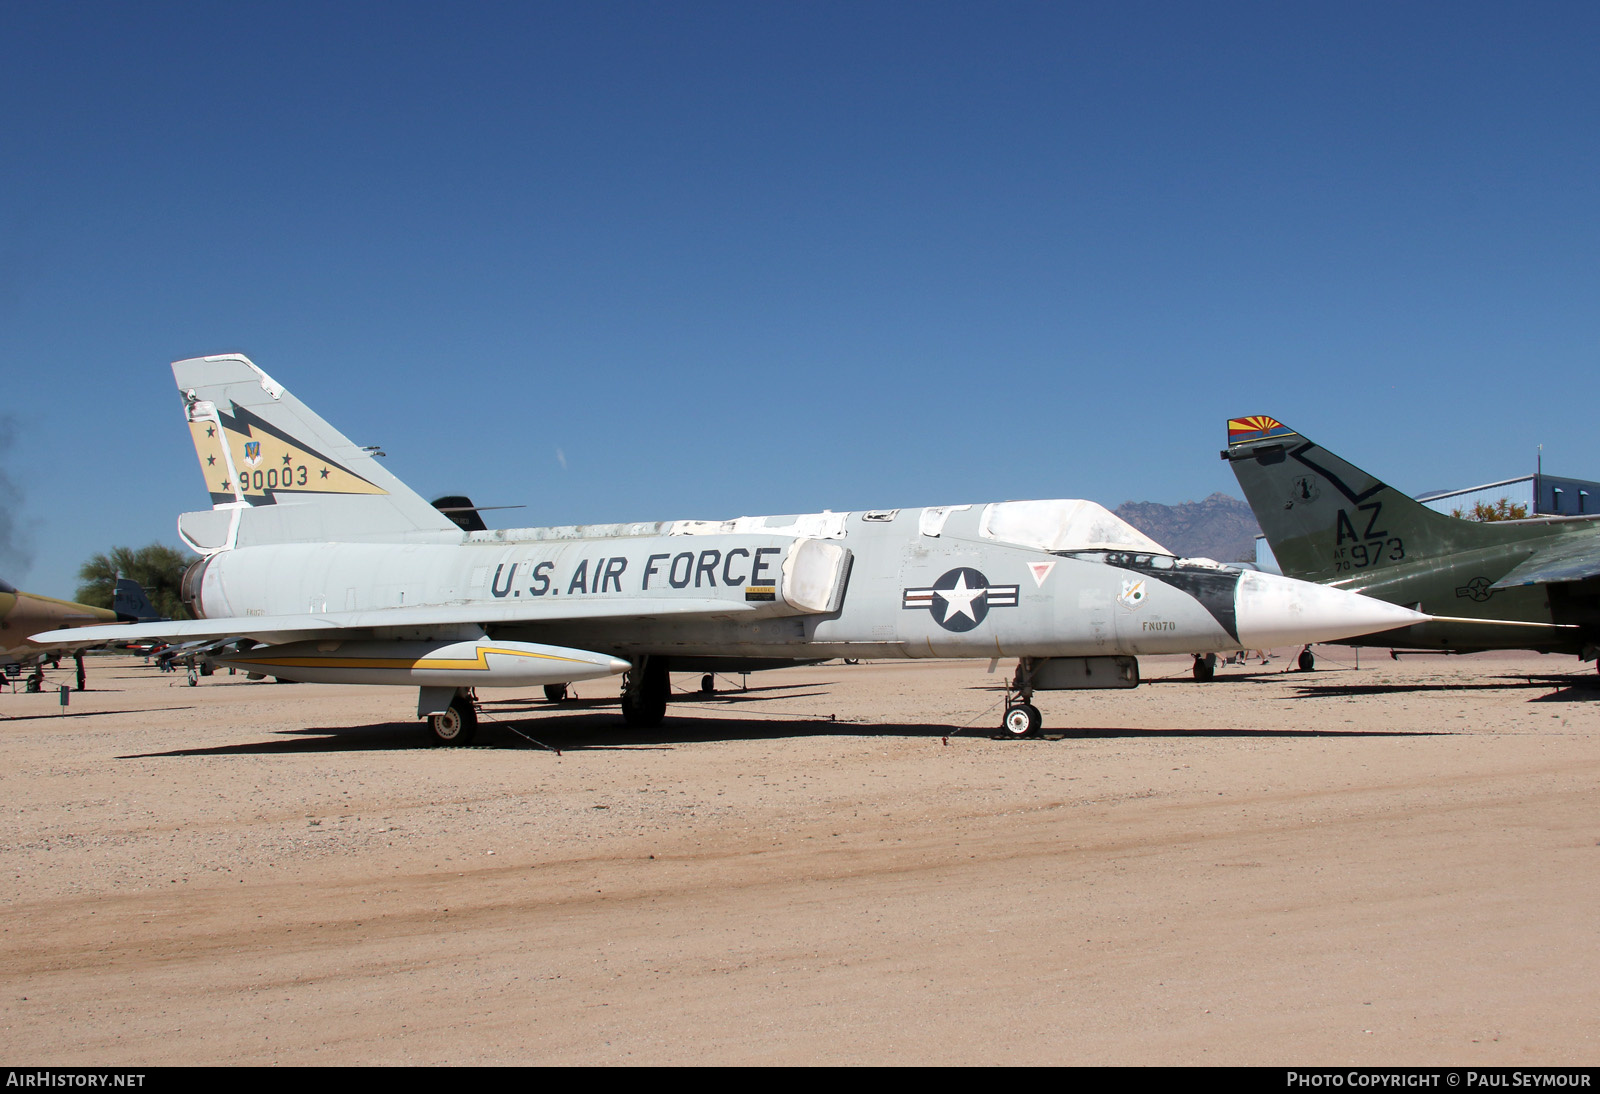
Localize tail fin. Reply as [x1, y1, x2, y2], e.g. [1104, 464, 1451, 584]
[1221, 415, 1511, 583]
[174, 354, 459, 553]
[112, 577, 163, 622]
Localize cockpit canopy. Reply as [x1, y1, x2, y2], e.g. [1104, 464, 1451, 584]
[978, 500, 1172, 555]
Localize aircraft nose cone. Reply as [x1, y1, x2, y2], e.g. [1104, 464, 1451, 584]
[1233, 570, 1427, 649]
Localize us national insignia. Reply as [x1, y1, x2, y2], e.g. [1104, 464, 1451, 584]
[902, 567, 1020, 632]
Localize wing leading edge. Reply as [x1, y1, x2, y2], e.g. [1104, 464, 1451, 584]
[29, 596, 761, 648]
[1491, 534, 1600, 588]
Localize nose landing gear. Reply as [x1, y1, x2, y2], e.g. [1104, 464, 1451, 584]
[1002, 659, 1044, 738]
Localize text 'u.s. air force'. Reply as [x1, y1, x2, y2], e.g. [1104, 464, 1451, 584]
[488, 548, 783, 599]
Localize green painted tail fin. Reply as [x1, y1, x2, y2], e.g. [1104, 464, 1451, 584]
[1221, 415, 1511, 583]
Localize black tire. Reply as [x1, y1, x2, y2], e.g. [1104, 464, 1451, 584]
[621, 689, 666, 728]
[428, 693, 479, 746]
[699, 673, 714, 695]
[1192, 653, 1217, 682]
[543, 683, 568, 702]
[1002, 703, 1042, 738]
[621, 660, 668, 728]
[1297, 648, 1315, 672]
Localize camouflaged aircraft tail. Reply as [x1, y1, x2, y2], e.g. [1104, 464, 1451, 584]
[1221, 415, 1510, 583]
[172, 354, 460, 553]
[112, 577, 162, 622]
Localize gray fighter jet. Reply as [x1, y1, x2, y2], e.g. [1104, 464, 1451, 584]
[35, 356, 1425, 741]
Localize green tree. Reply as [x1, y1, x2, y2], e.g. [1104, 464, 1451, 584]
[1450, 498, 1530, 522]
[76, 544, 193, 619]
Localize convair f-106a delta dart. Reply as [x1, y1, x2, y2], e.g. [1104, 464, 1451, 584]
[35, 355, 1427, 742]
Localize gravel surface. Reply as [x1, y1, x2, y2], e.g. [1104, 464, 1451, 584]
[1, 651, 1595, 1064]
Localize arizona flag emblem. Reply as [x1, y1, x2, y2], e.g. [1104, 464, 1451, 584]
[1227, 416, 1296, 444]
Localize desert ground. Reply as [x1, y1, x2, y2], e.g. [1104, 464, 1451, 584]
[0, 648, 1595, 1066]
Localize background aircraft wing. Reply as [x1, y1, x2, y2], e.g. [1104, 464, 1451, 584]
[30, 597, 760, 647]
[1490, 535, 1600, 588]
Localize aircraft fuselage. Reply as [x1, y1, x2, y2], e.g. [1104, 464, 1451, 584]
[184, 500, 1394, 666]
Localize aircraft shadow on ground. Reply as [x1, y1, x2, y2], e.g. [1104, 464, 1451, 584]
[1139, 669, 1296, 684]
[1523, 675, 1600, 703]
[6, 707, 195, 723]
[1287, 674, 1600, 701]
[123, 715, 954, 756]
[477, 677, 838, 713]
[468, 720, 1445, 750]
[120, 709, 1446, 757]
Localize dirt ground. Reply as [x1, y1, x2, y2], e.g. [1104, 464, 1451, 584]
[0, 648, 1595, 1065]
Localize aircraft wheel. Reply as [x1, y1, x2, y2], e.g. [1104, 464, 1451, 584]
[543, 683, 568, 703]
[700, 673, 714, 695]
[1297, 648, 1315, 672]
[1192, 653, 1217, 682]
[187, 666, 199, 687]
[1002, 703, 1042, 738]
[621, 689, 665, 728]
[428, 694, 479, 746]
[621, 660, 668, 728]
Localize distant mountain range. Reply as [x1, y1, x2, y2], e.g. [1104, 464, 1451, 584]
[1114, 493, 1261, 563]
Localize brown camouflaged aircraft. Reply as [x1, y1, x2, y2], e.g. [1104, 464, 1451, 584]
[0, 578, 115, 688]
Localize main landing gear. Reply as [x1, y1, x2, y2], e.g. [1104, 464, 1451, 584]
[620, 657, 668, 729]
[1297, 646, 1316, 672]
[1192, 653, 1218, 681]
[1002, 658, 1044, 738]
[428, 689, 479, 746]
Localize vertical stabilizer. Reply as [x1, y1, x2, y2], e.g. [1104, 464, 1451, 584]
[174, 354, 460, 552]
[112, 577, 163, 622]
[1222, 415, 1515, 583]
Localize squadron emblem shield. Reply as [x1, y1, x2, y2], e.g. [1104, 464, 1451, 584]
[1117, 579, 1147, 610]
[902, 567, 1020, 632]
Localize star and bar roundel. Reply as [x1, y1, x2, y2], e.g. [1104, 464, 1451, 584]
[902, 567, 1020, 632]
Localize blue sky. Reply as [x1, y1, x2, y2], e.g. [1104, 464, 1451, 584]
[3, 1, 1597, 599]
